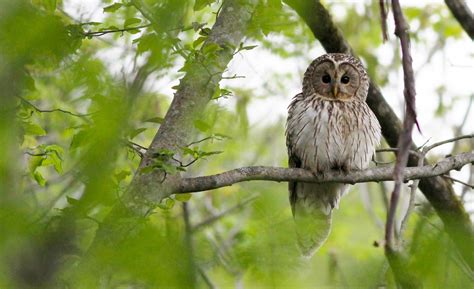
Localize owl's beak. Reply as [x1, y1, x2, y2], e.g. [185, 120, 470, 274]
[332, 84, 339, 98]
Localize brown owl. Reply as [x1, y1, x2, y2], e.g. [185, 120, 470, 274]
[286, 53, 381, 257]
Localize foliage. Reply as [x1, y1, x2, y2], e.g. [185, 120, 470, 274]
[0, 0, 472, 288]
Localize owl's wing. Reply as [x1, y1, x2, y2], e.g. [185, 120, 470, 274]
[288, 150, 301, 216]
[286, 93, 304, 216]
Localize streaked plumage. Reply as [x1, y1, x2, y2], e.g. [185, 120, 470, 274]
[286, 53, 381, 257]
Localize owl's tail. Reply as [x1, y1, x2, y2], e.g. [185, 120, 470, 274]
[293, 200, 332, 258]
[291, 183, 347, 258]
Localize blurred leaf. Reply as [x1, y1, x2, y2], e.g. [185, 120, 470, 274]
[194, 0, 215, 11]
[22, 121, 46, 136]
[203, 43, 222, 55]
[130, 128, 147, 139]
[41, 152, 62, 173]
[158, 198, 175, 210]
[124, 17, 142, 28]
[32, 0, 57, 12]
[28, 155, 45, 173]
[103, 3, 123, 13]
[70, 129, 90, 150]
[175, 193, 192, 202]
[33, 171, 46, 186]
[193, 119, 211, 132]
[115, 170, 131, 182]
[66, 196, 80, 205]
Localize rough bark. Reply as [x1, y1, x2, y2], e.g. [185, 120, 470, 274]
[283, 0, 473, 270]
[92, 0, 258, 245]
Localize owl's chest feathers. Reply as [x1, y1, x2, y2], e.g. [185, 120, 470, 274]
[288, 99, 378, 172]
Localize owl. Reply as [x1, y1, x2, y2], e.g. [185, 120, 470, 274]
[286, 53, 381, 257]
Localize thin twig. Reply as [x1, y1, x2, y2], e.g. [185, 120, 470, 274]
[192, 196, 257, 232]
[83, 24, 151, 37]
[197, 267, 215, 289]
[398, 155, 423, 243]
[376, 148, 423, 158]
[18, 96, 91, 118]
[443, 175, 474, 189]
[423, 134, 474, 152]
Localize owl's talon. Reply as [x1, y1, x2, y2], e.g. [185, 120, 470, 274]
[311, 170, 325, 178]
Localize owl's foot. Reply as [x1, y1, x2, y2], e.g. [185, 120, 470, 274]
[331, 164, 350, 174]
[311, 169, 326, 179]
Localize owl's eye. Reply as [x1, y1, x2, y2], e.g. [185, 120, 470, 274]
[322, 74, 331, 83]
[341, 75, 350, 84]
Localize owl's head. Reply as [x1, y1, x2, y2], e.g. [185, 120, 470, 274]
[302, 53, 369, 102]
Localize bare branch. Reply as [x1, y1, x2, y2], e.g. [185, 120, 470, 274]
[191, 196, 257, 232]
[445, 0, 474, 39]
[423, 134, 474, 152]
[82, 24, 151, 37]
[379, 0, 389, 42]
[176, 153, 473, 194]
[387, 0, 419, 249]
[443, 175, 474, 189]
[18, 96, 91, 119]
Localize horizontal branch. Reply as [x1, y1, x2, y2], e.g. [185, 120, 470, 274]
[176, 152, 473, 194]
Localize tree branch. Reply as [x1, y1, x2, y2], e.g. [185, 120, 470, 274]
[90, 0, 258, 247]
[386, 0, 418, 250]
[445, 0, 474, 39]
[176, 153, 473, 194]
[82, 24, 151, 37]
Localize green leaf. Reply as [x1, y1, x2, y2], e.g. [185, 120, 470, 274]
[124, 17, 142, 28]
[129, 128, 147, 139]
[193, 36, 206, 48]
[175, 193, 192, 202]
[139, 166, 155, 174]
[193, 119, 211, 133]
[44, 144, 64, 157]
[81, 22, 102, 26]
[70, 129, 90, 150]
[66, 196, 80, 205]
[194, 0, 215, 11]
[240, 44, 258, 51]
[125, 28, 140, 34]
[32, 0, 57, 12]
[211, 84, 221, 100]
[202, 43, 222, 55]
[199, 28, 212, 36]
[23, 121, 46, 136]
[43, 0, 57, 11]
[153, 148, 175, 158]
[103, 3, 123, 13]
[100, 25, 119, 32]
[42, 152, 63, 174]
[29, 155, 45, 173]
[158, 198, 175, 210]
[115, 170, 131, 182]
[144, 117, 164, 124]
[33, 171, 46, 186]
[200, 150, 223, 157]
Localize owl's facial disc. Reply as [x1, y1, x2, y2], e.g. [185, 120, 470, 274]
[312, 61, 361, 101]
